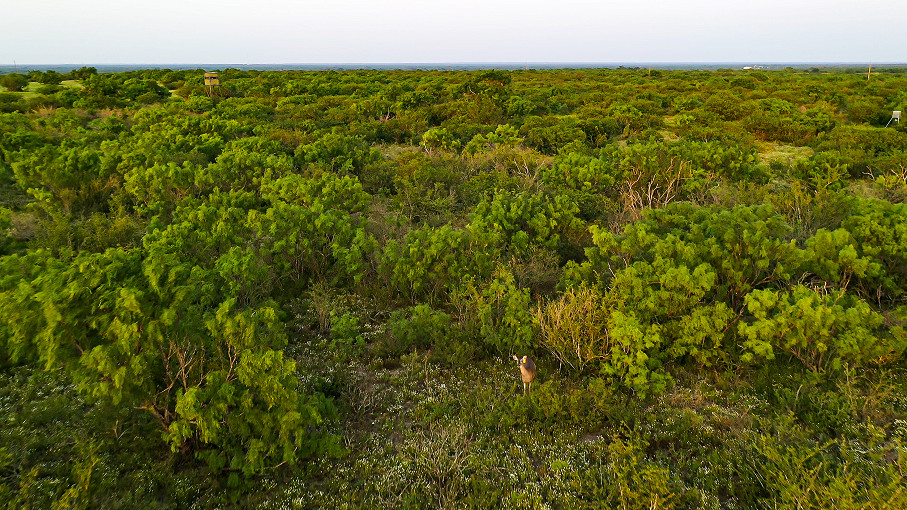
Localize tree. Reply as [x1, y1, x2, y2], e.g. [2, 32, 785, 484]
[0, 74, 28, 93]
[0, 201, 342, 475]
[31, 70, 64, 85]
[69, 66, 98, 81]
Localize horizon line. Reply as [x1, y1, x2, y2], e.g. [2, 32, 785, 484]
[5, 60, 907, 66]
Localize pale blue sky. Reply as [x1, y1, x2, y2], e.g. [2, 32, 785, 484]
[1, 0, 904, 64]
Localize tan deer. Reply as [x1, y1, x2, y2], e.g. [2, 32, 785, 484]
[512, 355, 537, 396]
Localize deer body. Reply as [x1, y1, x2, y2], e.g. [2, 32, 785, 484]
[513, 355, 537, 395]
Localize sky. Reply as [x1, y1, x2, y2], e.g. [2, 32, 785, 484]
[1, 0, 904, 65]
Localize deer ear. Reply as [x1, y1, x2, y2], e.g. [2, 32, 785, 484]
[521, 356, 527, 363]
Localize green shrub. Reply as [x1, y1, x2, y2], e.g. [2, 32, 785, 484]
[0, 207, 10, 256]
[381, 304, 451, 357]
[381, 223, 498, 305]
[530, 377, 620, 429]
[702, 90, 747, 120]
[420, 126, 461, 152]
[0, 74, 28, 92]
[295, 132, 382, 174]
[453, 266, 535, 354]
[739, 286, 905, 373]
[469, 189, 585, 257]
[330, 312, 365, 359]
[550, 431, 682, 509]
[838, 199, 907, 300]
[463, 124, 522, 155]
[749, 431, 907, 509]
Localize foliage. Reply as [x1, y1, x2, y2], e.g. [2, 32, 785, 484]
[329, 312, 365, 354]
[3, 66, 907, 507]
[420, 127, 461, 153]
[0, 74, 28, 93]
[0, 245, 338, 475]
[11, 145, 117, 216]
[535, 283, 610, 373]
[384, 304, 452, 357]
[381, 223, 498, 305]
[470, 189, 585, 257]
[552, 432, 681, 510]
[453, 266, 535, 354]
[255, 173, 376, 289]
[749, 428, 907, 509]
[296, 132, 382, 174]
[561, 203, 802, 392]
[837, 199, 907, 300]
[0, 207, 10, 256]
[738, 286, 905, 372]
[463, 124, 523, 155]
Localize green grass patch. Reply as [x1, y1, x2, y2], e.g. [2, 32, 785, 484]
[757, 141, 814, 166]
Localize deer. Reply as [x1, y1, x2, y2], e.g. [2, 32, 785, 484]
[512, 355, 537, 396]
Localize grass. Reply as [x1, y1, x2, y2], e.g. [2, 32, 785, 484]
[12, 82, 42, 100]
[273, 343, 679, 508]
[756, 141, 814, 166]
[0, 80, 82, 98]
[269, 323, 907, 509]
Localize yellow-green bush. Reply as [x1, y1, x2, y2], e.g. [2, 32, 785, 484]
[535, 283, 611, 373]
